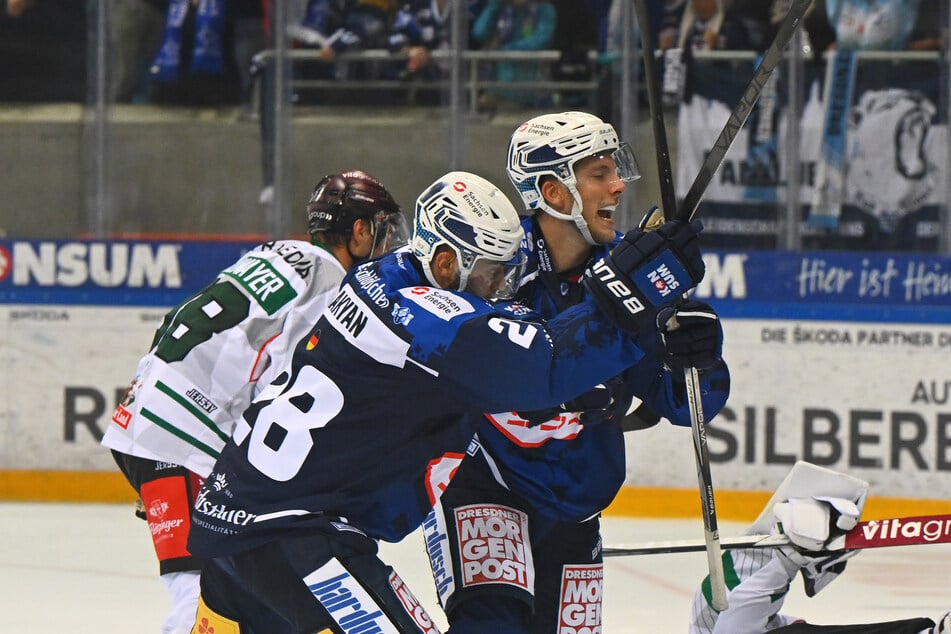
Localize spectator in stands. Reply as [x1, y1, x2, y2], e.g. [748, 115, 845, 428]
[656, 0, 686, 50]
[295, 0, 398, 61]
[471, 0, 556, 111]
[728, 0, 771, 49]
[547, 0, 606, 108]
[733, 0, 830, 56]
[753, 0, 836, 61]
[148, 0, 262, 106]
[386, 0, 484, 82]
[659, 0, 752, 52]
[108, 0, 168, 103]
[289, 0, 399, 90]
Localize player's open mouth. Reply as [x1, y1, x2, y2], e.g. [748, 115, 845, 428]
[597, 208, 614, 220]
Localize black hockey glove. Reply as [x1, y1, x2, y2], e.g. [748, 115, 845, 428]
[516, 380, 620, 428]
[656, 299, 723, 372]
[583, 214, 705, 333]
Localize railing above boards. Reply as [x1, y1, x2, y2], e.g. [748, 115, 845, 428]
[687, 48, 942, 62]
[250, 48, 602, 114]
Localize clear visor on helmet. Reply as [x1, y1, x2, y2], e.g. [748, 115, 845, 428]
[370, 211, 410, 258]
[464, 251, 528, 301]
[608, 142, 641, 183]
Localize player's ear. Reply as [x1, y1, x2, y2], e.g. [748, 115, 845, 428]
[540, 177, 568, 209]
[430, 246, 458, 289]
[357, 217, 376, 240]
[349, 217, 373, 255]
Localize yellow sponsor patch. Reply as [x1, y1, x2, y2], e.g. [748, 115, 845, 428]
[190, 594, 241, 634]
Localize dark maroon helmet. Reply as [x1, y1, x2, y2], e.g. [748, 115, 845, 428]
[307, 169, 401, 236]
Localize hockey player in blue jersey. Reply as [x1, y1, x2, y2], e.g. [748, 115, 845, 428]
[423, 112, 731, 633]
[187, 169, 709, 633]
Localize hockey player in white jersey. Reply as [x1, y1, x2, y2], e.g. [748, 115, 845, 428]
[100, 169, 407, 634]
[185, 170, 709, 633]
[689, 461, 950, 634]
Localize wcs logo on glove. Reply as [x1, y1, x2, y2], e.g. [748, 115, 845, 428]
[583, 215, 705, 333]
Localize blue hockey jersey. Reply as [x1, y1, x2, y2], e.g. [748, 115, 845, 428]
[475, 215, 731, 522]
[187, 249, 653, 556]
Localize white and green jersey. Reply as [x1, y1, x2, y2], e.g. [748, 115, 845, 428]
[102, 240, 345, 478]
[689, 547, 801, 634]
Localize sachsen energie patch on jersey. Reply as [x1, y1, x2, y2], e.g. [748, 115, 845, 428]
[454, 504, 533, 591]
[399, 287, 475, 321]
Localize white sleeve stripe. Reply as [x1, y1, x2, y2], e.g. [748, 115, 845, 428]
[253, 509, 311, 522]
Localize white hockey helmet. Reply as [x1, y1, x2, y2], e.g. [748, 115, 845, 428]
[411, 171, 527, 300]
[506, 111, 640, 245]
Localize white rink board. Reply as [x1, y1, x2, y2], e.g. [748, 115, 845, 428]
[3, 304, 951, 498]
[0, 305, 166, 470]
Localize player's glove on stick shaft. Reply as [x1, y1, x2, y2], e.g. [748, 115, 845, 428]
[583, 216, 705, 333]
[657, 299, 723, 372]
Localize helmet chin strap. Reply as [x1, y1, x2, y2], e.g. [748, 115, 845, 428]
[538, 187, 598, 246]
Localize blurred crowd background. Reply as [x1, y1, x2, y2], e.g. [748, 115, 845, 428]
[1, 0, 949, 252]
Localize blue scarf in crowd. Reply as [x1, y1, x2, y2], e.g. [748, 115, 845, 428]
[151, 0, 225, 82]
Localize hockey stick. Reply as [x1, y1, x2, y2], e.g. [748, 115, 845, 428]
[677, 0, 812, 222]
[632, 0, 811, 608]
[603, 513, 951, 557]
[633, 0, 728, 611]
[684, 365, 726, 604]
[633, 1, 676, 217]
